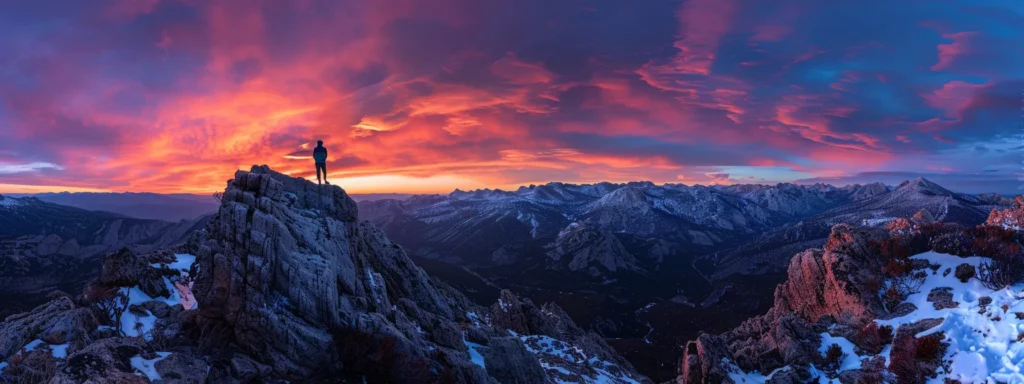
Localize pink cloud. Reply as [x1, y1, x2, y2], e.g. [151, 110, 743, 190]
[642, 0, 736, 78]
[491, 54, 555, 85]
[921, 80, 986, 118]
[932, 31, 979, 71]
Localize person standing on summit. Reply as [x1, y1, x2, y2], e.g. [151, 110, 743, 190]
[313, 140, 329, 185]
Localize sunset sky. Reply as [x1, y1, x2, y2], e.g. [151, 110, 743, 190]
[0, 0, 1022, 194]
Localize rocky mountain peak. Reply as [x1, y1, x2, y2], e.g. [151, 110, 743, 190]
[546, 223, 640, 275]
[593, 186, 649, 207]
[0, 165, 651, 383]
[896, 177, 954, 197]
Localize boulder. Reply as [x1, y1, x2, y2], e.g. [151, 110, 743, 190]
[490, 290, 531, 334]
[50, 338, 147, 384]
[154, 352, 210, 384]
[141, 301, 175, 318]
[838, 356, 893, 383]
[228, 353, 272, 382]
[35, 234, 64, 256]
[680, 335, 733, 384]
[926, 287, 957, 310]
[99, 247, 169, 299]
[766, 365, 812, 384]
[0, 297, 97, 360]
[482, 337, 547, 383]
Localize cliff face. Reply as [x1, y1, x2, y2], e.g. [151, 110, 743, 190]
[0, 165, 649, 384]
[986, 195, 1024, 229]
[679, 224, 891, 383]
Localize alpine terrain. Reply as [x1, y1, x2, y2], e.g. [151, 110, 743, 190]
[0, 166, 648, 383]
[678, 196, 1024, 383]
[359, 178, 1010, 379]
[0, 194, 211, 318]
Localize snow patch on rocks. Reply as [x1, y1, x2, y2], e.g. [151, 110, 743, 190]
[463, 334, 487, 369]
[817, 333, 861, 373]
[130, 352, 172, 381]
[730, 251, 1024, 383]
[520, 334, 641, 384]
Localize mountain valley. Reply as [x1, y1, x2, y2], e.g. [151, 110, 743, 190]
[0, 172, 1017, 383]
[358, 178, 1011, 380]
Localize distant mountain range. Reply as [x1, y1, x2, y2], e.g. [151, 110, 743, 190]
[359, 181, 899, 272]
[358, 177, 1012, 380]
[7, 191, 409, 222]
[9, 192, 219, 222]
[0, 194, 210, 317]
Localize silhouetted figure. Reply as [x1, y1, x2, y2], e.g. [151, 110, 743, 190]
[313, 140, 328, 185]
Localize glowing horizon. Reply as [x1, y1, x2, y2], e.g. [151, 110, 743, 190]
[0, 0, 1021, 195]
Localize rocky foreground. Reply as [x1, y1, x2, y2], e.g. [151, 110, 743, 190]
[0, 166, 648, 383]
[679, 199, 1024, 383]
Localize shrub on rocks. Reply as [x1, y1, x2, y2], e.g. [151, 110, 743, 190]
[954, 263, 976, 283]
[878, 325, 894, 345]
[890, 332, 946, 384]
[930, 232, 974, 257]
[884, 286, 905, 311]
[978, 253, 1024, 290]
[915, 334, 945, 360]
[886, 219, 916, 237]
[854, 322, 889, 355]
[889, 334, 919, 384]
[83, 283, 129, 335]
[822, 343, 846, 375]
[969, 226, 1021, 258]
[878, 238, 912, 262]
[2, 349, 58, 383]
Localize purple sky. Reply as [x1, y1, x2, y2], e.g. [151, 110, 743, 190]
[0, 0, 1022, 194]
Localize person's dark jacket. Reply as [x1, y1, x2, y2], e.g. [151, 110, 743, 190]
[313, 146, 328, 163]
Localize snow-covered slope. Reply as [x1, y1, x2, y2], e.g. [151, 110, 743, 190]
[680, 209, 1024, 384]
[728, 251, 1024, 383]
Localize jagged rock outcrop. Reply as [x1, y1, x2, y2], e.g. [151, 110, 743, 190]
[99, 248, 171, 299]
[187, 166, 475, 377]
[986, 195, 1024, 229]
[776, 225, 887, 323]
[178, 165, 650, 382]
[1, 165, 650, 383]
[480, 337, 547, 383]
[0, 297, 98, 359]
[50, 338, 148, 384]
[911, 209, 936, 226]
[679, 225, 888, 383]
